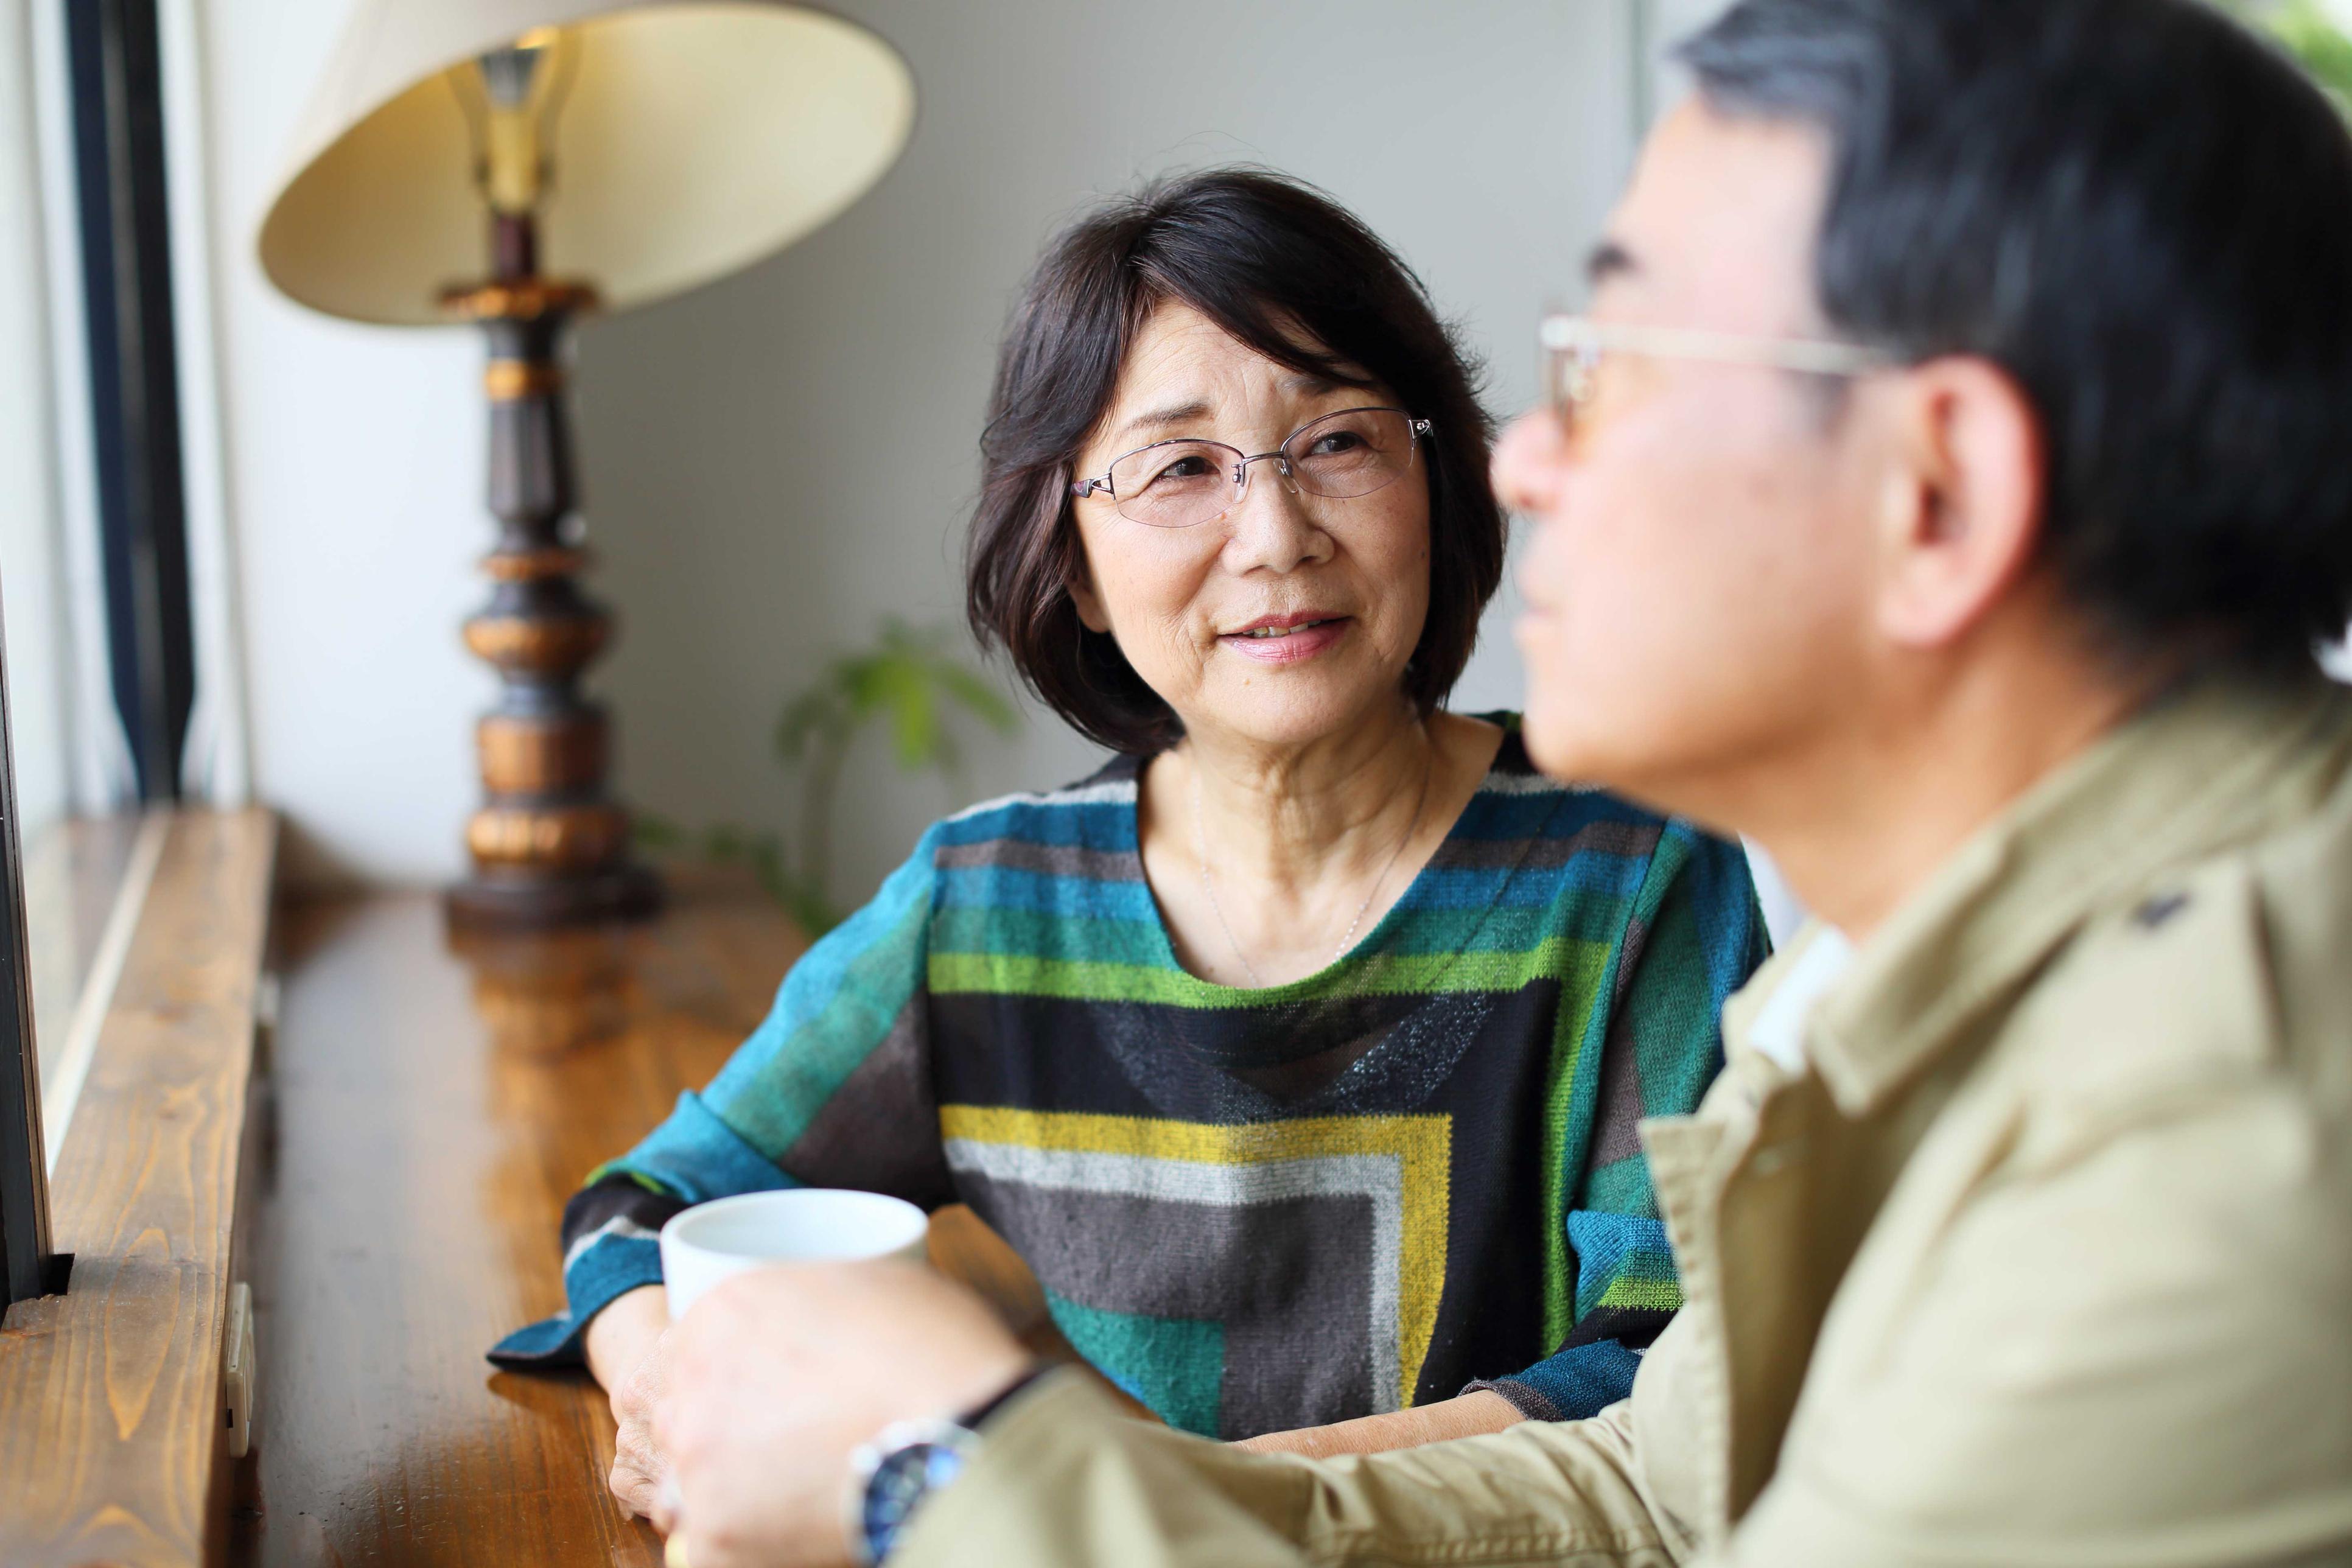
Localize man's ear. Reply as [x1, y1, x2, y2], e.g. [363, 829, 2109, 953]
[1068, 555, 1111, 635]
[1870, 356, 2047, 649]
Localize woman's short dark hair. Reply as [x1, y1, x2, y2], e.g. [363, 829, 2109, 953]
[965, 169, 1503, 755]
[1682, 0, 2352, 676]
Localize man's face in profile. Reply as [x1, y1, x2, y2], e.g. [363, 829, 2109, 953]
[1500, 100, 1889, 822]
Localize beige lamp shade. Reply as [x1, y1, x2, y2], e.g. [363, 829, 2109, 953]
[257, 0, 915, 324]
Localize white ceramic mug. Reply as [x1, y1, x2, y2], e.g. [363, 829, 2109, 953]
[659, 1188, 930, 1321]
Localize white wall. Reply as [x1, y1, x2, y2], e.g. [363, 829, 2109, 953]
[0, 0, 71, 835]
[200, 0, 486, 886]
[202, 0, 1647, 901]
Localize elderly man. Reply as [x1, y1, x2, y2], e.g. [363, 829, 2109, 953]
[649, 0, 2352, 1563]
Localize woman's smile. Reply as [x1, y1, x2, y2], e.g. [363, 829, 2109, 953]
[1219, 612, 1353, 663]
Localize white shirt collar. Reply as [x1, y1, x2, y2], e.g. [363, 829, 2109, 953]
[1743, 925, 1857, 1073]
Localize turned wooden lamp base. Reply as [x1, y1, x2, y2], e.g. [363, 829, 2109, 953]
[446, 863, 662, 929]
[441, 264, 662, 931]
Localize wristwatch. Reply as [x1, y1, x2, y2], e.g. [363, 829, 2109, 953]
[845, 1368, 1045, 1566]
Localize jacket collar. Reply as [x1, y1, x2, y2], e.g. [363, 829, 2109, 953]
[1774, 676, 2348, 1117]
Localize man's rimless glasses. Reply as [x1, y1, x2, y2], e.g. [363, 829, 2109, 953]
[1540, 312, 1895, 429]
[1073, 406, 1433, 530]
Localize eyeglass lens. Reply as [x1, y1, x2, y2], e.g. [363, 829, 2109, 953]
[1107, 407, 1421, 529]
[1545, 341, 1599, 426]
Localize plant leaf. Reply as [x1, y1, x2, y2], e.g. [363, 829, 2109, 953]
[883, 657, 942, 768]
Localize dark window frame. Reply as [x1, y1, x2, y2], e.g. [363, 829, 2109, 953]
[0, 609, 66, 1312]
[65, 0, 194, 804]
[1, 0, 192, 1312]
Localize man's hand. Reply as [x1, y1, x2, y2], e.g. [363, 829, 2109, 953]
[583, 1284, 676, 1519]
[1233, 1389, 1524, 1458]
[656, 1259, 1033, 1568]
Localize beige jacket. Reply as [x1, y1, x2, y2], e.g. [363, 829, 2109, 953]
[898, 677, 2352, 1567]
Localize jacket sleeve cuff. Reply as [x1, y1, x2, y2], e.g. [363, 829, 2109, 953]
[1465, 1339, 1644, 1422]
[1460, 1376, 1565, 1423]
[490, 1091, 794, 1373]
[488, 1231, 665, 1369]
[890, 1371, 1302, 1568]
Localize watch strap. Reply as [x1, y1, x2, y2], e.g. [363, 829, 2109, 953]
[953, 1364, 1049, 1430]
[849, 1365, 1048, 1566]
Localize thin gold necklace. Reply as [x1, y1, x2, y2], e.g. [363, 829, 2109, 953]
[1191, 738, 1433, 989]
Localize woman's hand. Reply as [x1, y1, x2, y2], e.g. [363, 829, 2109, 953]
[1232, 1389, 1523, 1458]
[583, 1284, 675, 1519]
[657, 1260, 1033, 1568]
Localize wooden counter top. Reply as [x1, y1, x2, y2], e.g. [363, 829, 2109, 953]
[231, 873, 1112, 1567]
[0, 810, 277, 1568]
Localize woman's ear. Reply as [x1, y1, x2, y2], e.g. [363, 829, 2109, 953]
[1068, 557, 1111, 634]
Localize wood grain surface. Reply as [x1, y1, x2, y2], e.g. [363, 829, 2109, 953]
[0, 809, 277, 1568]
[21, 814, 145, 1091]
[231, 871, 1129, 1568]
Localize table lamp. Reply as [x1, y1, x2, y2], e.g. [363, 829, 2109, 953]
[256, 0, 914, 926]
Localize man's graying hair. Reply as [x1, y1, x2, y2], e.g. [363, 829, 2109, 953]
[1682, 0, 2352, 675]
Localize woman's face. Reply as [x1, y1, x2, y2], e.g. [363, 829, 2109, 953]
[1067, 302, 1433, 752]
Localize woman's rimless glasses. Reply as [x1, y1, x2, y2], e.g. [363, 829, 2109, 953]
[1540, 312, 1895, 429]
[1073, 406, 1433, 530]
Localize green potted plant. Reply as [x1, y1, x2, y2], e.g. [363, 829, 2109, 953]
[641, 622, 1018, 934]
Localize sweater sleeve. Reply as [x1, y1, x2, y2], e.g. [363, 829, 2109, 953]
[1469, 825, 1768, 1419]
[488, 825, 953, 1369]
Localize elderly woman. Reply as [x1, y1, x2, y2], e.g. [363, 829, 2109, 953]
[491, 169, 1765, 1509]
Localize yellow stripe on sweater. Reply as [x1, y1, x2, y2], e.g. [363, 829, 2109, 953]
[939, 1104, 1451, 1407]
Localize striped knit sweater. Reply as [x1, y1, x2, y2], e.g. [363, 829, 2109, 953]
[492, 716, 1767, 1437]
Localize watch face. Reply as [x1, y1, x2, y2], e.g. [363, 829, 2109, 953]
[860, 1438, 969, 1564]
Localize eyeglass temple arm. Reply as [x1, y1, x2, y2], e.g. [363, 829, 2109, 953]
[1541, 316, 1893, 377]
